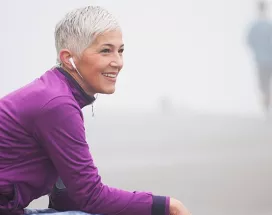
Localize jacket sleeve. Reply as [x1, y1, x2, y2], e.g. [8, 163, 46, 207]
[33, 96, 169, 215]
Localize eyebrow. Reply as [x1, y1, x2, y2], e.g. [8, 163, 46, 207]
[102, 44, 124, 48]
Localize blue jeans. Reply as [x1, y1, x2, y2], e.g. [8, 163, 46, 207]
[24, 208, 100, 215]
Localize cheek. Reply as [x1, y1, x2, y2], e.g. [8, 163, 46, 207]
[80, 55, 112, 78]
[81, 60, 103, 75]
[84, 63, 106, 84]
[91, 63, 107, 75]
[119, 60, 124, 70]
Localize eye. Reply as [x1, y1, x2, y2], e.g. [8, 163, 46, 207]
[101, 48, 111, 53]
[119, 48, 124, 54]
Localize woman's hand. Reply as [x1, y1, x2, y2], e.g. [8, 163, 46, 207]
[169, 197, 191, 215]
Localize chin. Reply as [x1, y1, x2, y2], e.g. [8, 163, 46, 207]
[99, 87, 116, 94]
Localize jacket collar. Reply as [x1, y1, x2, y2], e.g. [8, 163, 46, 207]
[54, 67, 96, 108]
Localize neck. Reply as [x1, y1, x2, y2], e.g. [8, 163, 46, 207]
[61, 66, 95, 97]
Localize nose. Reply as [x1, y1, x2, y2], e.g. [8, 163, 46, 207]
[110, 53, 123, 69]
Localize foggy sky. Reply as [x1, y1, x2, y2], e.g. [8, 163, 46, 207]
[0, 0, 266, 116]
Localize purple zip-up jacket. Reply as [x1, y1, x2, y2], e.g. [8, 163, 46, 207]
[0, 67, 170, 215]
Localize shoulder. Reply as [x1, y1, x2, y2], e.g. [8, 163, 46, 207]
[34, 69, 83, 126]
[1, 68, 81, 123]
[1, 68, 76, 109]
[35, 68, 76, 106]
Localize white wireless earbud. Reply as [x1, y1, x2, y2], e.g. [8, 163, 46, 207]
[69, 57, 77, 70]
[69, 57, 83, 79]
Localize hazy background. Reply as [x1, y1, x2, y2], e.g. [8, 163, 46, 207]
[1, 0, 272, 215]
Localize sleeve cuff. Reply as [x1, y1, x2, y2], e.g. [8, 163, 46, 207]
[152, 195, 170, 215]
[165, 196, 170, 215]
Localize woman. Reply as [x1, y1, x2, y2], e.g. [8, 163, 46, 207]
[0, 5, 191, 215]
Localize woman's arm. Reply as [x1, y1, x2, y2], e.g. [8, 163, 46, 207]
[33, 96, 169, 215]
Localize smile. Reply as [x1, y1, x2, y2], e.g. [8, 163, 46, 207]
[102, 73, 117, 78]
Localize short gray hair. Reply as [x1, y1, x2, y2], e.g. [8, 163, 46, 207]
[55, 6, 121, 63]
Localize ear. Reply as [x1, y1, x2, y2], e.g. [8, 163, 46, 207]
[59, 49, 74, 70]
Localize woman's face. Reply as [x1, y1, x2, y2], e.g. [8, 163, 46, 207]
[76, 29, 124, 95]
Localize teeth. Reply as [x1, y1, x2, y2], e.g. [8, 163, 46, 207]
[103, 73, 117, 78]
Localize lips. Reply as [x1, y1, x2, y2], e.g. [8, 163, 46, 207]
[102, 73, 117, 78]
[101, 73, 118, 83]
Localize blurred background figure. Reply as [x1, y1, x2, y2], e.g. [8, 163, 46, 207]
[247, 0, 272, 118]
